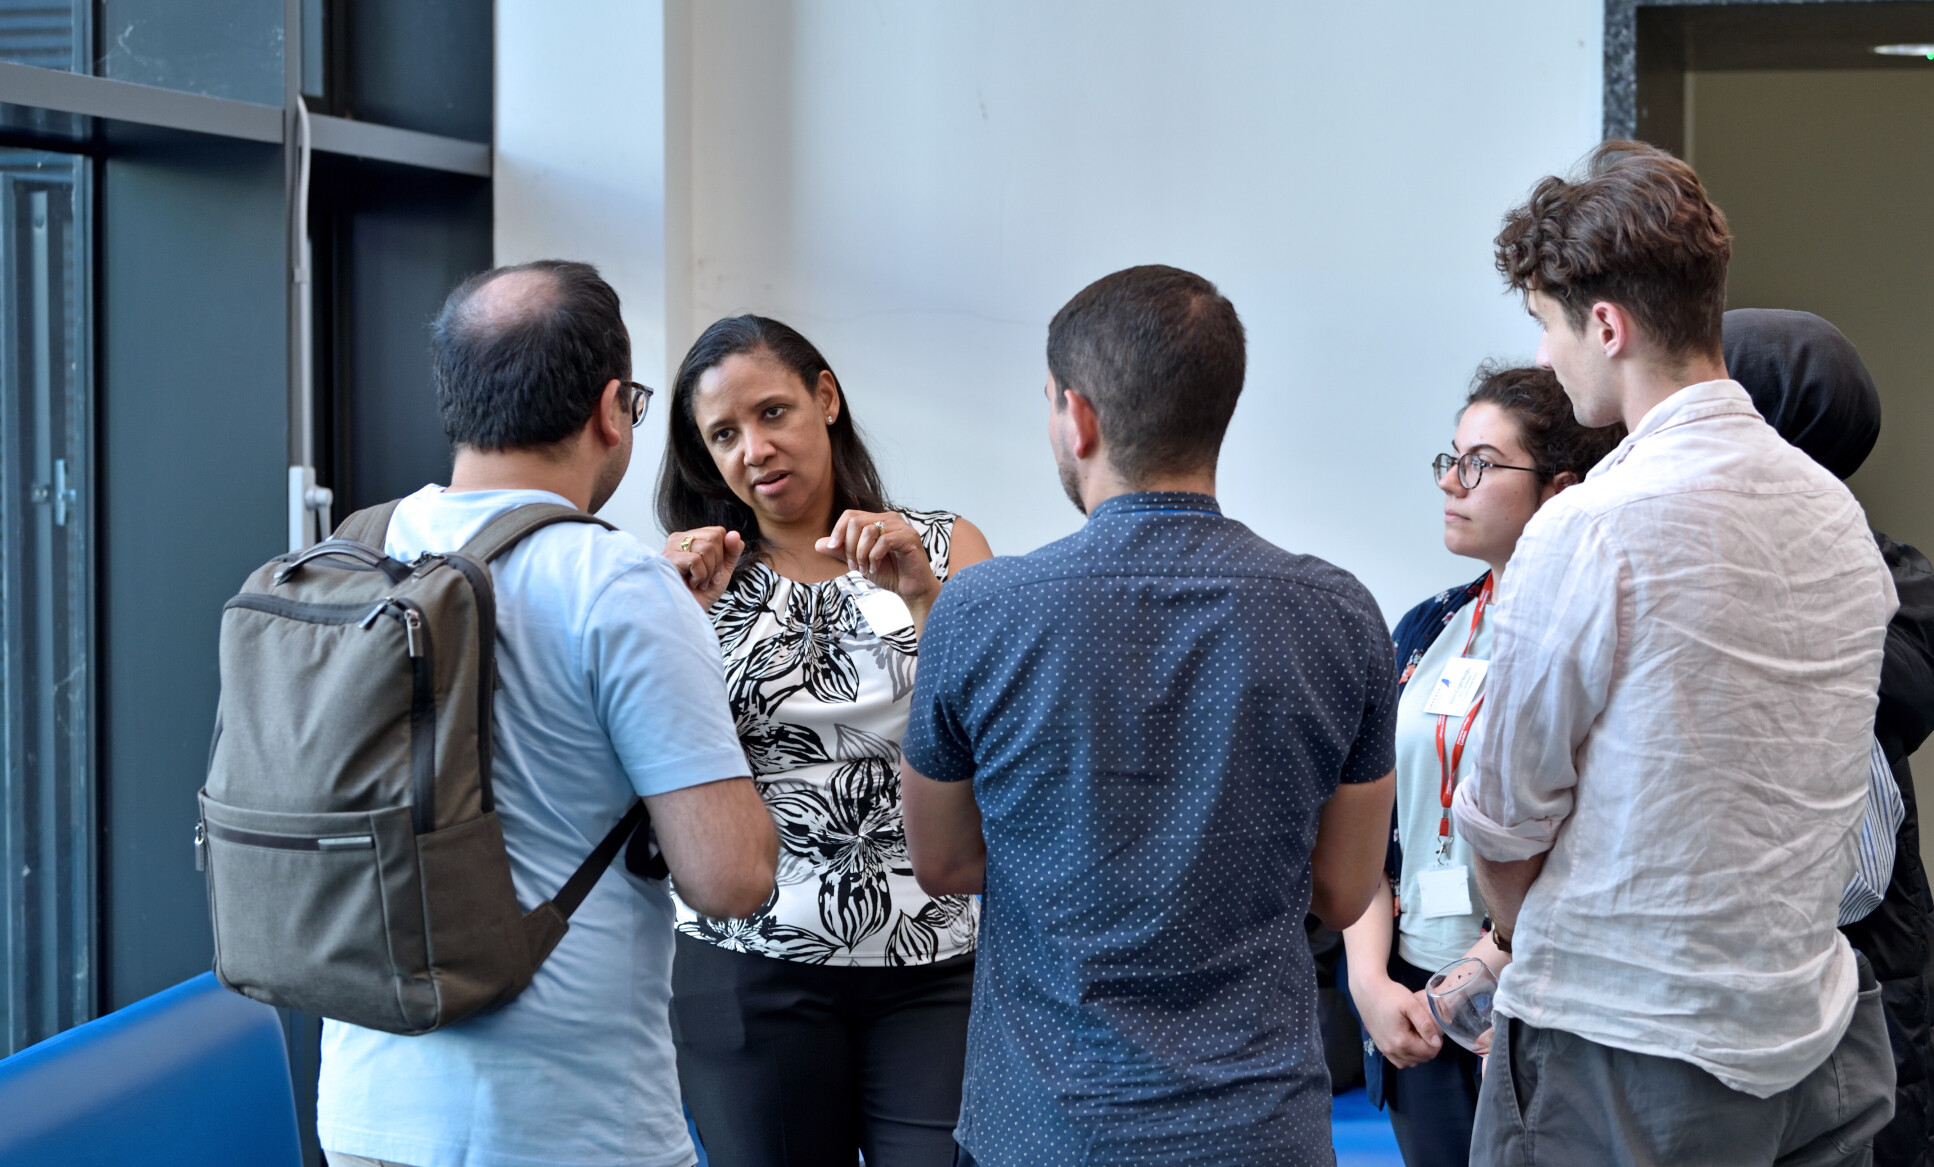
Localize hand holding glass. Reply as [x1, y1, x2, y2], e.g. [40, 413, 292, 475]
[1425, 957, 1498, 1054]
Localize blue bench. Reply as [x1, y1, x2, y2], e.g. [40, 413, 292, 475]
[0, 972, 302, 1167]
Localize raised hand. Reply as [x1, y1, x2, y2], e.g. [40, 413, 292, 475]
[815, 510, 940, 610]
[664, 526, 744, 609]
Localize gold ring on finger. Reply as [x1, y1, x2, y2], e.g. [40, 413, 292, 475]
[874, 520, 886, 533]
[679, 535, 695, 552]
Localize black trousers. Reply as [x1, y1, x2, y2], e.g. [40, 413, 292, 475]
[1384, 955, 1483, 1167]
[671, 933, 974, 1167]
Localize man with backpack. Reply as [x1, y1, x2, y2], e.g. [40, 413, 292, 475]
[311, 260, 777, 1167]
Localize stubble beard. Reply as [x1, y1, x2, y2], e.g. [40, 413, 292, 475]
[1056, 449, 1087, 516]
[588, 441, 630, 515]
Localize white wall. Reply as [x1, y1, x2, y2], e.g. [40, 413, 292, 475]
[494, 0, 671, 540]
[505, 0, 1605, 621]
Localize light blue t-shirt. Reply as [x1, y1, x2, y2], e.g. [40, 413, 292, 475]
[316, 486, 750, 1167]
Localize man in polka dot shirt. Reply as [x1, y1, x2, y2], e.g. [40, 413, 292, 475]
[903, 264, 1399, 1167]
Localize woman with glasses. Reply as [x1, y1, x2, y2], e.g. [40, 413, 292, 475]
[1340, 364, 1624, 1167]
[654, 315, 992, 1167]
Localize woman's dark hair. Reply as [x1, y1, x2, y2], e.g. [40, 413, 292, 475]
[1464, 364, 1626, 481]
[655, 315, 889, 567]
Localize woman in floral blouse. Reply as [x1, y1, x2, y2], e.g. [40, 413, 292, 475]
[656, 315, 991, 1167]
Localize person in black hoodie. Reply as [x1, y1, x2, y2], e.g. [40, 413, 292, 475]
[1726, 307, 1934, 1167]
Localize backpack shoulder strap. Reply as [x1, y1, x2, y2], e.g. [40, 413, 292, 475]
[331, 500, 403, 549]
[552, 800, 652, 919]
[458, 502, 617, 565]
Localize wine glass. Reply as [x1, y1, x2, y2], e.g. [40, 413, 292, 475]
[1425, 956, 1498, 1054]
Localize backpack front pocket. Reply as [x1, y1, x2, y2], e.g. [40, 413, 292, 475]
[199, 791, 436, 1033]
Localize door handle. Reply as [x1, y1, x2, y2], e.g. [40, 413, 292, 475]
[30, 458, 77, 526]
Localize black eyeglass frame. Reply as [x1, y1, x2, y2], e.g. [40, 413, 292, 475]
[1432, 451, 1547, 490]
[623, 381, 655, 427]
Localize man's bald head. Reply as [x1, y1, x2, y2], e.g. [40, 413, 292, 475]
[454, 266, 564, 335]
[432, 260, 630, 451]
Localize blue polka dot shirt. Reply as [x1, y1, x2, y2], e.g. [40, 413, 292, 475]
[906, 492, 1399, 1166]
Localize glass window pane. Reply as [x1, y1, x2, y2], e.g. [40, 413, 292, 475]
[0, 0, 82, 73]
[96, 0, 283, 106]
[342, 0, 490, 141]
[300, 0, 324, 99]
[0, 147, 93, 1055]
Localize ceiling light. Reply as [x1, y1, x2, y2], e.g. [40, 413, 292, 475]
[1873, 43, 1934, 59]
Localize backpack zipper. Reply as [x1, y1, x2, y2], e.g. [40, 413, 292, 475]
[204, 819, 376, 852]
[395, 597, 436, 833]
[346, 597, 421, 656]
[227, 594, 386, 624]
[441, 554, 498, 815]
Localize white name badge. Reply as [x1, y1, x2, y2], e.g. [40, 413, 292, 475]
[1422, 658, 1489, 718]
[1417, 864, 1474, 920]
[838, 572, 915, 638]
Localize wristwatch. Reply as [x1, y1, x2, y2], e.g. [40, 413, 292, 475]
[1492, 926, 1513, 954]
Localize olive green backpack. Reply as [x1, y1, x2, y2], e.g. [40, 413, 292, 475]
[197, 500, 659, 1035]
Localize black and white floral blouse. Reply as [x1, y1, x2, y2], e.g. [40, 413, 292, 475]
[674, 508, 978, 967]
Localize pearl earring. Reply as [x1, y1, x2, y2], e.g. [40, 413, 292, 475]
[826, 415, 835, 425]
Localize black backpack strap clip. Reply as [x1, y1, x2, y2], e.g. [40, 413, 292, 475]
[624, 807, 671, 880]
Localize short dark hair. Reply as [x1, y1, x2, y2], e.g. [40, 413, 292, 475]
[1495, 140, 1731, 359]
[1464, 363, 1626, 481]
[1046, 265, 1245, 482]
[655, 315, 888, 566]
[430, 259, 630, 450]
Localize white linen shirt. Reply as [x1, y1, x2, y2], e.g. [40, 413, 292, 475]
[1452, 380, 1896, 1097]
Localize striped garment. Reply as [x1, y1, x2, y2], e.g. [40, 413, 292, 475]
[1838, 737, 1904, 927]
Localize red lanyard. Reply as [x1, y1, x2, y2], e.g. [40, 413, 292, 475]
[1434, 576, 1492, 843]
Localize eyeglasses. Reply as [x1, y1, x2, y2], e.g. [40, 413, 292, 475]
[1432, 451, 1545, 490]
[624, 381, 655, 428]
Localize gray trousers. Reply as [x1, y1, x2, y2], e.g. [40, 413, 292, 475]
[1472, 955, 1895, 1166]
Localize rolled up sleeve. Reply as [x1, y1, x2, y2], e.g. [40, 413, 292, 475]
[1453, 505, 1623, 861]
